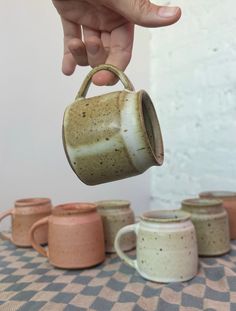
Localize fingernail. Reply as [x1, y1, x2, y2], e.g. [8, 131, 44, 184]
[158, 6, 179, 18]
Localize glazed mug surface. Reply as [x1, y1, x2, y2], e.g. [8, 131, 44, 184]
[199, 191, 236, 240]
[181, 198, 230, 256]
[30, 203, 105, 269]
[96, 200, 135, 253]
[115, 210, 198, 283]
[0, 198, 52, 247]
[62, 64, 164, 185]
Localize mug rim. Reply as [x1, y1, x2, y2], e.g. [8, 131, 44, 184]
[15, 198, 51, 207]
[95, 200, 130, 209]
[141, 209, 190, 223]
[182, 198, 223, 208]
[138, 90, 164, 166]
[199, 191, 236, 200]
[52, 202, 97, 216]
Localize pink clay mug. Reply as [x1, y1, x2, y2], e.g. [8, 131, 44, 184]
[30, 202, 105, 269]
[0, 198, 52, 247]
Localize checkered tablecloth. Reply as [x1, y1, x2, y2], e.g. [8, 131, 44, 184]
[0, 239, 236, 311]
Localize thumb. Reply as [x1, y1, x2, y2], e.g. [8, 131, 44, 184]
[109, 0, 181, 27]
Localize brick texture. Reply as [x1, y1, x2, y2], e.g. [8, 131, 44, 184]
[150, 0, 236, 209]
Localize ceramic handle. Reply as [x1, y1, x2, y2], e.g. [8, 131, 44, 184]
[75, 64, 135, 100]
[0, 209, 13, 242]
[114, 223, 138, 270]
[30, 217, 49, 257]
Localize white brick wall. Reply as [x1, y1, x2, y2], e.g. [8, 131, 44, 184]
[150, 0, 236, 210]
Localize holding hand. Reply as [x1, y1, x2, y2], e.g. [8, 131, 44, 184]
[52, 0, 181, 85]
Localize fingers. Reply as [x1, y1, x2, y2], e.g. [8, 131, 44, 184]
[82, 27, 108, 67]
[68, 38, 88, 66]
[61, 18, 88, 75]
[92, 23, 134, 86]
[109, 0, 181, 27]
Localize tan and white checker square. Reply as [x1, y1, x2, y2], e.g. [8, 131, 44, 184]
[70, 293, 97, 309]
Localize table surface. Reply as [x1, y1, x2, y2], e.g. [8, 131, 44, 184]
[0, 239, 236, 311]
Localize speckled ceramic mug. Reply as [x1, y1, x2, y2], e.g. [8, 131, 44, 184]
[30, 203, 105, 269]
[115, 210, 198, 283]
[181, 198, 230, 256]
[0, 198, 52, 247]
[199, 191, 236, 240]
[62, 64, 164, 185]
[96, 200, 135, 253]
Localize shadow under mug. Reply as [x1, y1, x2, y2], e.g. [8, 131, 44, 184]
[0, 198, 52, 247]
[30, 203, 105, 269]
[115, 209, 198, 283]
[62, 64, 164, 186]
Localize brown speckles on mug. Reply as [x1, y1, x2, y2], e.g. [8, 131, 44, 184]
[115, 209, 198, 283]
[199, 191, 236, 240]
[62, 64, 164, 186]
[181, 198, 230, 256]
[96, 200, 135, 253]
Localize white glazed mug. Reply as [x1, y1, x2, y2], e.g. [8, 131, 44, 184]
[115, 209, 198, 283]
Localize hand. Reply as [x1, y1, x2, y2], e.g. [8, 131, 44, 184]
[52, 0, 181, 85]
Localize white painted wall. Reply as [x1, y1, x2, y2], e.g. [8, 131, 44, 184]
[0, 1, 152, 229]
[150, 0, 236, 209]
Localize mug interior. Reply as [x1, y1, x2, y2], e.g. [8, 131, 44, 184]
[52, 202, 97, 216]
[141, 210, 190, 223]
[199, 191, 236, 199]
[182, 198, 223, 208]
[140, 91, 164, 166]
[96, 200, 130, 209]
[15, 198, 51, 207]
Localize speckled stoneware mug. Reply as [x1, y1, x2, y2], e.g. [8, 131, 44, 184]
[30, 203, 105, 269]
[199, 191, 236, 240]
[96, 200, 135, 253]
[0, 198, 52, 247]
[115, 210, 198, 283]
[181, 198, 230, 256]
[62, 64, 164, 185]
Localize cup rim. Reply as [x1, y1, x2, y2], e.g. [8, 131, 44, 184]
[15, 198, 51, 207]
[182, 198, 223, 208]
[199, 191, 236, 200]
[95, 200, 130, 209]
[52, 202, 97, 216]
[138, 90, 164, 166]
[141, 209, 190, 223]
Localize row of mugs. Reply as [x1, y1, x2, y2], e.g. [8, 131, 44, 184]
[0, 191, 235, 283]
[0, 198, 135, 252]
[116, 193, 235, 283]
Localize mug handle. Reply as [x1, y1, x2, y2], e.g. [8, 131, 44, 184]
[114, 223, 139, 270]
[0, 209, 13, 242]
[75, 64, 135, 100]
[29, 217, 49, 257]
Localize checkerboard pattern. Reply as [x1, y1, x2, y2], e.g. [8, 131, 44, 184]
[0, 239, 236, 311]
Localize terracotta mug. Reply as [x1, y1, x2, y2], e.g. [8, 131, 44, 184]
[181, 198, 230, 256]
[30, 203, 105, 269]
[62, 64, 164, 185]
[115, 210, 198, 283]
[0, 198, 52, 247]
[199, 191, 236, 240]
[96, 200, 135, 253]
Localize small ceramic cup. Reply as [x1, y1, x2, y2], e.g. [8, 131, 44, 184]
[96, 200, 135, 253]
[181, 198, 230, 256]
[115, 209, 198, 283]
[0, 198, 52, 247]
[62, 64, 164, 185]
[199, 191, 236, 240]
[30, 203, 105, 269]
